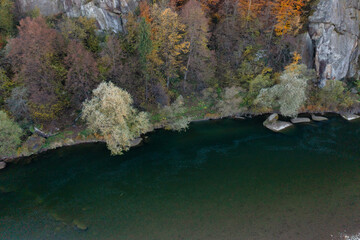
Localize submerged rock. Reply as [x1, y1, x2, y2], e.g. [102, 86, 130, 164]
[311, 115, 328, 122]
[73, 219, 88, 231]
[263, 114, 293, 132]
[0, 161, 6, 170]
[291, 117, 311, 124]
[130, 138, 142, 147]
[341, 113, 360, 121]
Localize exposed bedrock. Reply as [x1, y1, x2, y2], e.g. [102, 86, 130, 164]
[15, 0, 139, 32]
[307, 0, 360, 86]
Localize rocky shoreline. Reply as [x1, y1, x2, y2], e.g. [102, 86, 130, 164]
[1, 111, 359, 169]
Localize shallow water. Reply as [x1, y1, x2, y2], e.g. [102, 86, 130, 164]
[1, 117, 360, 240]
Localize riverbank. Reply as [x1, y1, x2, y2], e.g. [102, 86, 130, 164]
[1, 111, 359, 166]
[2, 117, 360, 239]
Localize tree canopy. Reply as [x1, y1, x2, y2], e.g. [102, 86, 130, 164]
[0, 111, 22, 157]
[82, 82, 151, 155]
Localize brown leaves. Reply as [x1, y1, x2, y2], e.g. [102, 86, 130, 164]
[65, 40, 99, 108]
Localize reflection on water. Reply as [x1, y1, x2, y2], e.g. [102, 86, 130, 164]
[1, 117, 360, 240]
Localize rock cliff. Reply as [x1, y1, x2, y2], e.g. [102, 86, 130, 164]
[308, 0, 360, 86]
[15, 0, 139, 32]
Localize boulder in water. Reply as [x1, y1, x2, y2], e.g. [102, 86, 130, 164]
[341, 113, 360, 121]
[263, 114, 293, 132]
[73, 219, 88, 231]
[233, 116, 245, 120]
[0, 161, 6, 170]
[267, 113, 278, 123]
[130, 138, 143, 147]
[291, 117, 311, 124]
[312, 115, 328, 122]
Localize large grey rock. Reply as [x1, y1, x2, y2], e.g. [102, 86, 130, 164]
[291, 117, 311, 124]
[0, 161, 6, 170]
[267, 113, 279, 123]
[341, 113, 360, 121]
[263, 114, 293, 132]
[264, 121, 293, 132]
[312, 115, 328, 121]
[130, 137, 142, 147]
[308, 0, 360, 86]
[16, 0, 139, 32]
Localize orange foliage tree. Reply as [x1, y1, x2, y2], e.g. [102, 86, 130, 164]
[272, 0, 309, 36]
[139, 1, 153, 23]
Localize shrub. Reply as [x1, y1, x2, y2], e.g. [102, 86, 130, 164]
[318, 80, 356, 111]
[0, 110, 23, 157]
[160, 95, 191, 131]
[216, 87, 245, 117]
[245, 68, 275, 107]
[255, 63, 315, 117]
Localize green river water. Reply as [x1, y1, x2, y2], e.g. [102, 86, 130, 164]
[1, 116, 360, 240]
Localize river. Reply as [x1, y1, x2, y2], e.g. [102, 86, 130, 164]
[1, 117, 360, 240]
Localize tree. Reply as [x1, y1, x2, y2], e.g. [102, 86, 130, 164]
[82, 82, 151, 155]
[149, 6, 189, 89]
[181, 0, 214, 90]
[139, 1, 152, 23]
[255, 53, 315, 117]
[7, 17, 66, 122]
[59, 16, 100, 52]
[0, 110, 23, 157]
[99, 34, 144, 105]
[65, 40, 99, 108]
[0, 0, 14, 48]
[6, 87, 29, 120]
[271, 0, 308, 36]
[99, 35, 126, 82]
[0, 68, 14, 107]
[137, 17, 152, 100]
[238, 0, 267, 22]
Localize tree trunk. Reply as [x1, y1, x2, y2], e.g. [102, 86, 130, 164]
[183, 49, 192, 92]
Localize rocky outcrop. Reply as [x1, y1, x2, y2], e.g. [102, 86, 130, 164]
[15, 0, 139, 32]
[308, 0, 360, 86]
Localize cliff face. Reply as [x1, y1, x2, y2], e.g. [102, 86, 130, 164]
[308, 0, 360, 86]
[15, 0, 139, 32]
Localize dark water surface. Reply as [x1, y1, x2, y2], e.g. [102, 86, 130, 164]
[1, 117, 360, 240]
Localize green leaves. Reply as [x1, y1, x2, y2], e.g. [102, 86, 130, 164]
[0, 111, 23, 157]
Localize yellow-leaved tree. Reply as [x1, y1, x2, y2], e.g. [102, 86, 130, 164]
[149, 5, 189, 89]
[82, 82, 151, 155]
